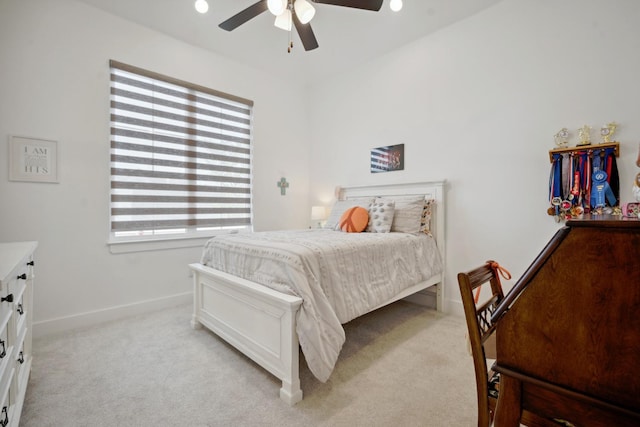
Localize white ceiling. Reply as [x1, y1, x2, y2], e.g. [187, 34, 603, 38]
[76, 0, 502, 85]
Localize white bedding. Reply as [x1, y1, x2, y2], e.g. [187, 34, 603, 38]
[200, 228, 443, 382]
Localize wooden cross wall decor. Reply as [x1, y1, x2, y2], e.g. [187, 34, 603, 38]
[277, 177, 289, 195]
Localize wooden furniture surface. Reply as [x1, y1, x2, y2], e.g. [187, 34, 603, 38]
[491, 217, 640, 426]
[0, 241, 37, 427]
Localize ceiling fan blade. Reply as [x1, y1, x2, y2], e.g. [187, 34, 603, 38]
[219, 1, 269, 31]
[293, 13, 319, 51]
[311, 0, 383, 11]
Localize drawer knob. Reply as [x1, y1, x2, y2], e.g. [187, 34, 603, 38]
[0, 407, 7, 427]
[17, 351, 24, 364]
[0, 340, 5, 359]
[0, 294, 12, 303]
[27, 260, 34, 266]
[17, 303, 24, 315]
[16, 273, 27, 280]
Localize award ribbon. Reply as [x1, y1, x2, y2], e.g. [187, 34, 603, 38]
[549, 154, 563, 215]
[604, 147, 620, 202]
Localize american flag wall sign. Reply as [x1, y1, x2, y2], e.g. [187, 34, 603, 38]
[370, 144, 404, 173]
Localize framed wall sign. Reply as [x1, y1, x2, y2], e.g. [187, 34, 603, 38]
[9, 136, 59, 183]
[370, 143, 404, 173]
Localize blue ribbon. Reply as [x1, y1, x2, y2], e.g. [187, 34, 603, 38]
[592, 149, 601, 171]
[550, 154, 563, 214]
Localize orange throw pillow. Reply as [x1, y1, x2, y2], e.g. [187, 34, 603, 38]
[338, 206, 369, 233]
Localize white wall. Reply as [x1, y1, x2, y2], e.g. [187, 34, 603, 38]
[0, 0, 311, 333]
[2, 0, 638, 333]
[307, 0, 640, 313]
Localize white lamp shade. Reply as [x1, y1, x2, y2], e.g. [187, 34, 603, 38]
[194, 0, 209, 14]
[274, 9, 292, 31]
[294, 0, 315, 24]
[390, 0, 403, 12]
[268, 0, 288, 16]
[311, 206, 326, 220]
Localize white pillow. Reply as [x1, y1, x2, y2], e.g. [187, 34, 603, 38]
[366, 198, 395, 233]
[324, 198, 374, 230]
[390, 195, 424, 233]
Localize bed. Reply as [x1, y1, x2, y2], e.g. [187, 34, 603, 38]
[189, 180, 446, 404]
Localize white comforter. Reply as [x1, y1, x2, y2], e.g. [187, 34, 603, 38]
[200, 229, 443, 382]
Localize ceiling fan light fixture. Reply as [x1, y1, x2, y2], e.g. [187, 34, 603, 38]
[194, 0, 209, 14]
[267, 0, 288, 16]
[274, 9, 293, 31]
[389, 0, 403, 12]
[294, 0, 316, 24]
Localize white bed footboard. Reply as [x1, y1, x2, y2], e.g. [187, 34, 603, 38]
[190, 262, 304, 405]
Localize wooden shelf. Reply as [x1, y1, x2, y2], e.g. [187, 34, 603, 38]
[548, 141, 619, 163]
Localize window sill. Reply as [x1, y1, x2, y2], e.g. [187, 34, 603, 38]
[107, 236, 212, 254]
[109, 230, 241, 254]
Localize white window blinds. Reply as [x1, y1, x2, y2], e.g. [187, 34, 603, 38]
[109, 60, 253, 238]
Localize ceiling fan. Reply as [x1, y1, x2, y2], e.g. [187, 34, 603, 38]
[219, 0, 384, 52]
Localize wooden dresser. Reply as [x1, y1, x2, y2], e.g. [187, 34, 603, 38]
[491, 217, 640, 426]
[0, 241, 37, 427]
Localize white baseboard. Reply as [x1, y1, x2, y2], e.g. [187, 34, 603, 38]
[446, 299, 464, 317]
[33, 292, 192, 339]
[33, 292, 465, 339]
[403, 288, 437, 308]
[403, 289, 465, 318]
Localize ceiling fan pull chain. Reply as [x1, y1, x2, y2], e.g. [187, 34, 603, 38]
[287, 2, 293, 53]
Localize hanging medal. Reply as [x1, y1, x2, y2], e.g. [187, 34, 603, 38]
[549, 154, 563, 218]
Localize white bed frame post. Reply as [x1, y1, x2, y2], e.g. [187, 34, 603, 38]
[432, 180, 446, 312]
[279, 316, 302, 405]
[191, 270, 203, 330]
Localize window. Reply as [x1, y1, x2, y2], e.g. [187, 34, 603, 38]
[109, 60, 253, 244]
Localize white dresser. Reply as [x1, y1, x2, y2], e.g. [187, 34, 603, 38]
[0, 241, 36, 427]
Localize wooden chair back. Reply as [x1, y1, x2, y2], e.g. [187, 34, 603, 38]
[458, 262, 562, 427]
[457, 261, 505, 427]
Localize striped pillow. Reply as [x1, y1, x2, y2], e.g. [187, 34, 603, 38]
[390, 196, 424, 233]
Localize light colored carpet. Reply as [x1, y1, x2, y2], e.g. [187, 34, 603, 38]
[21, 301, 478, 426]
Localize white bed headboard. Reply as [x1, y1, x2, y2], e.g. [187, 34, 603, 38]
[339, 180, 444, 234]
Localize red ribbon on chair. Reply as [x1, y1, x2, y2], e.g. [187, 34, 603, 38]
[473, 261, 511, 304]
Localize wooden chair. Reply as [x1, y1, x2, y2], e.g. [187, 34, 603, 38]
[458, 261, 505, 427]
[458, 261, 561, 427]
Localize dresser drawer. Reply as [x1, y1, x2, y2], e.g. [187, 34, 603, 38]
[1, 252, 31, 328]
[0, 367, 14, 427]
[0, 251, 32, 290]
[0, 241, 36, 427]
[0, 281, 17, 337]
[14, 340, 28, 394]
[0, 311, 12, 382]
[12, 285, 27, 342]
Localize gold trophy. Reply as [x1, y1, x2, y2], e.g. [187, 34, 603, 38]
[600, 122, 617, 143]
[554, 128, 570, 147]
[577, 125, 591, 146]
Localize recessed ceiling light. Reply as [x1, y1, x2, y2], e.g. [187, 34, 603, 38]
[194, 0, 209, 14]
[390, 0, 403, 12]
